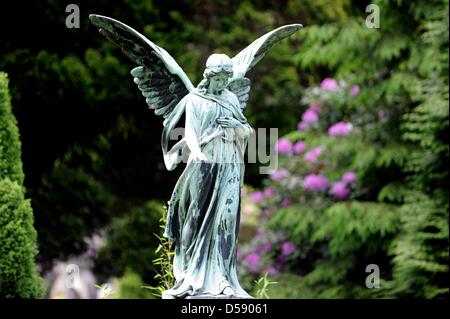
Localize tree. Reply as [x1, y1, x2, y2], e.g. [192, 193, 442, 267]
[290, 0, 448, 298]
[238, 0, 448, 298]
[94, 200, 163, 284]
[0, 72, 42, 298]
[387, 0, 449, 298]
[0, 0, 341, 271]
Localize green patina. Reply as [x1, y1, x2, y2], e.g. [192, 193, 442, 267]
[89, 14, 301, 299]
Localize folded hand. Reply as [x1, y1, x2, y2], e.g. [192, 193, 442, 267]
[216, 116, 242, 128]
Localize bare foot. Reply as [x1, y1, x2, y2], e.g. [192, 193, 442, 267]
[223, 287, 235, 296]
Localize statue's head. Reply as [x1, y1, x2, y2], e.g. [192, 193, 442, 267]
[197, 53, 233, 94]
[204, 54, 233, 77]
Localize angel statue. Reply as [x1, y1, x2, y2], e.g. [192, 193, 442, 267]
[89, 14, 301, 299]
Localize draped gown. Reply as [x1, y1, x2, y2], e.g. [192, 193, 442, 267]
[162, 89, 253, 298]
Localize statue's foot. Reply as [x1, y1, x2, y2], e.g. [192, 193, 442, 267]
[222, 287, 235, 296]
[161, 290, 176, 299]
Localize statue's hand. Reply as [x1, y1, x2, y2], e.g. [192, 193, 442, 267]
[191, 151, 209, 162]
[217, 116, 243, 128]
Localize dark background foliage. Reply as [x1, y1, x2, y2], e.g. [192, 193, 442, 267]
[0, 0, 447, 298]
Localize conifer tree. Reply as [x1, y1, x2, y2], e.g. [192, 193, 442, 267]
[0, 72, 42, 298]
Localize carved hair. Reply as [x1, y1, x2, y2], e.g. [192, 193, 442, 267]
[197, 53, 233, 93]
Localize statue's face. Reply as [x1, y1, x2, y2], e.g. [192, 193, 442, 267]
[209, 73, 229, 92]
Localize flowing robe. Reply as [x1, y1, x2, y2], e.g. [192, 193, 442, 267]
[161, 89, 252, 298]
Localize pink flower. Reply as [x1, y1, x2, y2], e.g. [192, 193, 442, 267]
[262, 209, 272, 218]
[251, 191, 264, 203]
[282, 242, 296, 256]
[342, 171, 357, 185]
[328, 122, 352, 136]
[293, 141, 306, 154]
[350, 85, 360, 96]
[281, 198, 292, 207]
[245, 252, 261, 273]
[303, 146, 323, 163]
[86, 248, 96, 258]
[276, 254, 286, 265]
[302, 110, 318, 123]
[275, 139, 293, 154]
[265, 266, 279, 277]
[378, 110, 386, 119]
[330, 181, 350, 199]
[255, 231, 264, 238]
[308, 103, 321, 112]
[264, 187, 275, 197]
[258, 242, 272, 253]
[304, 174, 329, 192]
[297, 121, 307, 131]
[271, 169, 289, 181]
[237, 250, 243, 261]
[320, 77, 338, 91]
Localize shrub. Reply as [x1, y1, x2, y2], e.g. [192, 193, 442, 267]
[0, 72, 42, 298]
[94, 200, 164, 284]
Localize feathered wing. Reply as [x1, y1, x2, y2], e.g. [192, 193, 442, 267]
[90, 14, 196, 171]
[228, 24, 302, 109]
[89, 14, 194, 120]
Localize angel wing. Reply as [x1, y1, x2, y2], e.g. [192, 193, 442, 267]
[89, 14, 194, 119]
[228, 24, 302, 109]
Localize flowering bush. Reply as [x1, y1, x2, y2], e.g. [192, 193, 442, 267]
[237, 76, 409, 298]
[239, 77, 367, 279]
[238, 227, 299, 278]
[328, 122, 352, 136]
[239, 0, 449, 299]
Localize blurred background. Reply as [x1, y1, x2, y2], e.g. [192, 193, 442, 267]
[0, 0, 448, 299]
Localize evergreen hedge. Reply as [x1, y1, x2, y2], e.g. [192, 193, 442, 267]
[0, 72, 42, 298]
